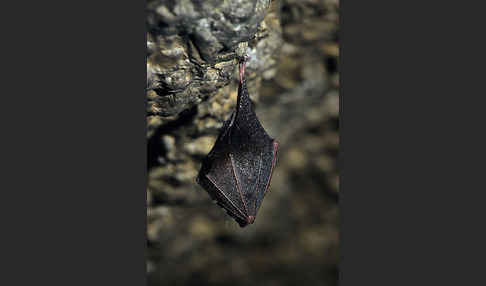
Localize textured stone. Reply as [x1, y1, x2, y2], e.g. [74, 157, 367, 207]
[147, 0, 280, 118]
[147, 0, 339, 285]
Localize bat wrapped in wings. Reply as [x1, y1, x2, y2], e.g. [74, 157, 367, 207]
[197, 59, 278, 227]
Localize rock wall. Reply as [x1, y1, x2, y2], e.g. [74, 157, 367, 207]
[147, 0, 339, 285]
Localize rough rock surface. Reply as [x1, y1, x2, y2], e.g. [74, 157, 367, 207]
[147, 0, 278, 118]
[147, 0, 339, 285]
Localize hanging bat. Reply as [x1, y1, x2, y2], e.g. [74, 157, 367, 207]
[197, 58, 278, 227]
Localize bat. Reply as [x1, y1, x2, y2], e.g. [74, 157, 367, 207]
[197, 58, 278, 227]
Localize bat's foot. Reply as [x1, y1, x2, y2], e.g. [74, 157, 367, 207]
[238, 60, 246, 84]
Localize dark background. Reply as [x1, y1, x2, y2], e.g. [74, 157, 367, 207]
[3, 1, 485, 286]
[147, 1, 339, 285]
